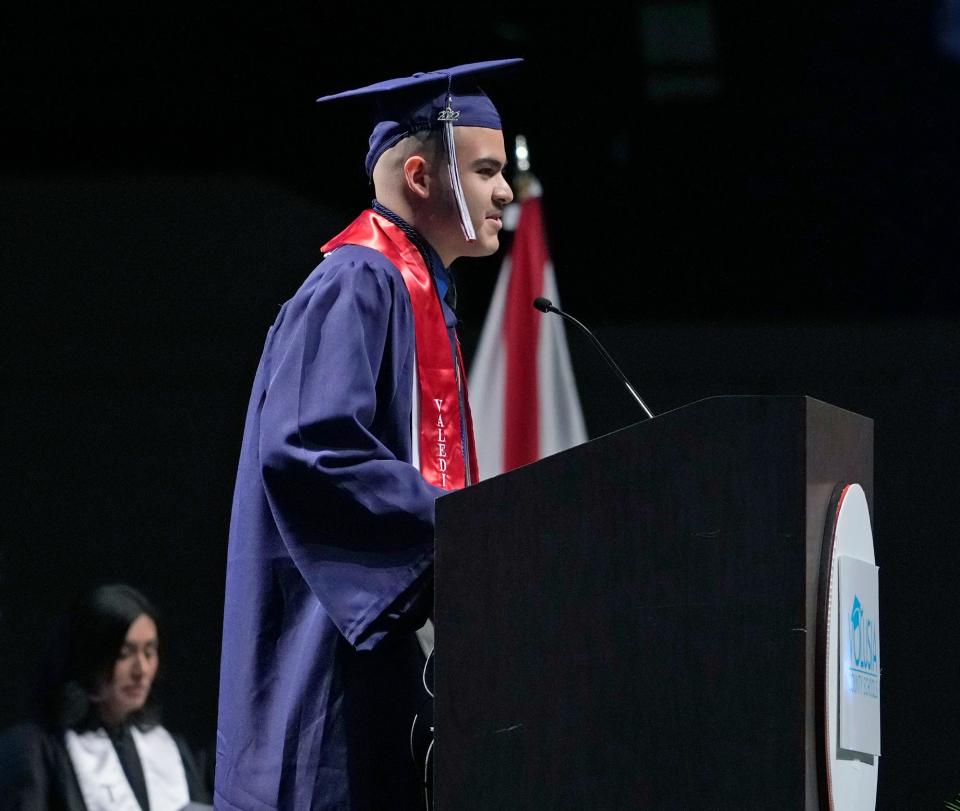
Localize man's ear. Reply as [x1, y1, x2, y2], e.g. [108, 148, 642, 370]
[402, 155, 431, 199]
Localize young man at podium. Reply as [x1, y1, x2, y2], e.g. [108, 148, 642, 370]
[215, 60, 518, 810]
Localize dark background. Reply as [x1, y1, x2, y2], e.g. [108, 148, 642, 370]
[2, 2, 958, 807]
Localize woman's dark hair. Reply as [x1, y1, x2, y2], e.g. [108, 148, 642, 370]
[38, 583, 162, 732]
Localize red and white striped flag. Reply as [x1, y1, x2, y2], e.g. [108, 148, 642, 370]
[469, 194, 588, 478]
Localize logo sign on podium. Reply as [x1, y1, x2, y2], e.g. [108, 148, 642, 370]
[818, 482, 880, 810]
[838, 556, 881, 755]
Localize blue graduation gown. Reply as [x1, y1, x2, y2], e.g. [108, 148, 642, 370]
[216, 242, 453, 811]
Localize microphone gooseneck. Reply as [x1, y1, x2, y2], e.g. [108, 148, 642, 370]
[532, 298, 655, 420]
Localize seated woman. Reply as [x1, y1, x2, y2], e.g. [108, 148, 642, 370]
[0, 584, 210, 810]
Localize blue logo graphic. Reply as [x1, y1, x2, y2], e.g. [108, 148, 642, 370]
[847, 594, 879, 698]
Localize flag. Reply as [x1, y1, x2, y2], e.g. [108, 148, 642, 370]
[469, 194, 588, 478]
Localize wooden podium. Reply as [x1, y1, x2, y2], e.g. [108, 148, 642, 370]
[434, 396, 873, 810]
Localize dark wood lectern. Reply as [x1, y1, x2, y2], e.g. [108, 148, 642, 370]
[434, 396, 872, 810]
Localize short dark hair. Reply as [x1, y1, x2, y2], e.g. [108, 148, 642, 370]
[39, 583, 162, 731]
[370, 128, 445, 195]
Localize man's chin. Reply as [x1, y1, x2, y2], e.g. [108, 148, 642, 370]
[471, 235, 500, 257]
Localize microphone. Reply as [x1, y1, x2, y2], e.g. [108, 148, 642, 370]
[533, 297, 655, 419]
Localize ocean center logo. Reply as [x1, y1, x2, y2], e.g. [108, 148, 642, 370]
[847, 594, 879, 698]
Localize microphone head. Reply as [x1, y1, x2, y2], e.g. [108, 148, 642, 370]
[532, 297, 554, 313]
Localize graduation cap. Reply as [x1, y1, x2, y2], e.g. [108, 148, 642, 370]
[316, 58, 522, 242]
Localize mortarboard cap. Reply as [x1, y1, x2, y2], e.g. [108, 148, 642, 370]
[317, 58, 522, 242]
[317, 58, 522, 177]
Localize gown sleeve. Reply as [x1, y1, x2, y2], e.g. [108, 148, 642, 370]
[0, 724, 65, 811]
[257, 253, 444, 650]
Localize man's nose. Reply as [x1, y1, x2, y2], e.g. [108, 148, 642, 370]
[494, 178, 514, 207]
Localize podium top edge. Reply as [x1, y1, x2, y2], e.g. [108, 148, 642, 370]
[614, 394, 872, 433]
[442, 396, 873, 496]
[680, 394, 868, 418]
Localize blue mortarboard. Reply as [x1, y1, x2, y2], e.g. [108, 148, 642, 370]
[317, 58, 522, 242]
